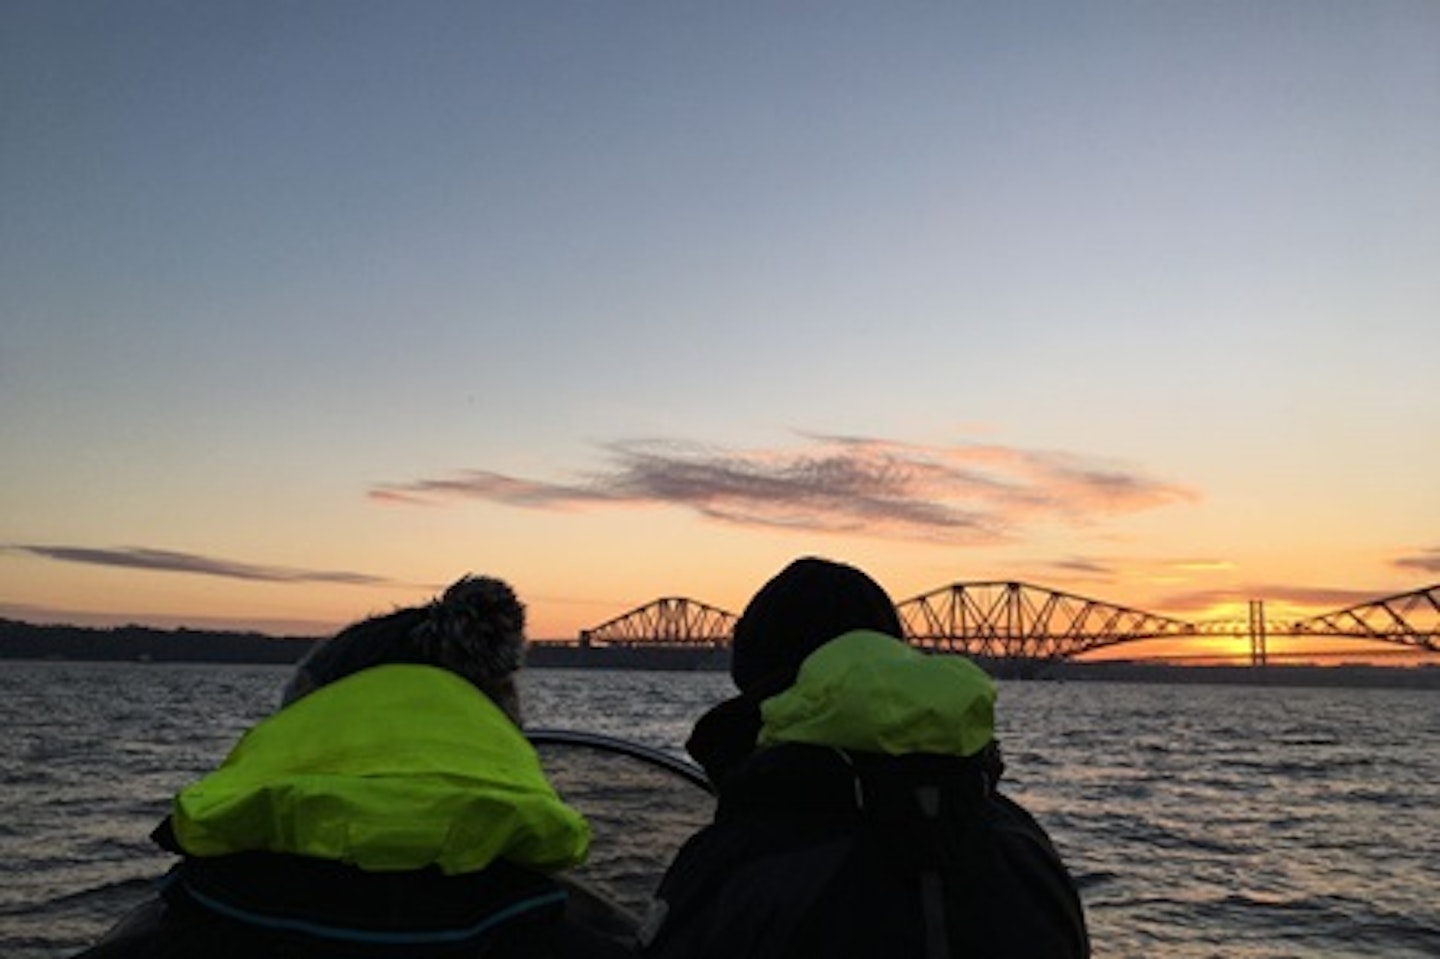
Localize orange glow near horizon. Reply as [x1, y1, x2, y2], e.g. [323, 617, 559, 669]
[5, 550, 1434, 668]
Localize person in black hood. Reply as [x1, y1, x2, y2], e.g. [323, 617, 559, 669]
[685, 556, 910, 785]
[642, 557, 1090, 959]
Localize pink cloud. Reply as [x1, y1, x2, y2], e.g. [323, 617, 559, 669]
[368, 433, 1197, 545]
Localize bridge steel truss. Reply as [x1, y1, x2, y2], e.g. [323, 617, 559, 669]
[575, 582, 1440, 662]
[894, 581, 1197, 661]
[580, 596, 738, 648]
[1286, 584, 1440, 652]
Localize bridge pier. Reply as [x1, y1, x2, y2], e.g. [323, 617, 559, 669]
[1248, 600, 1268, 667]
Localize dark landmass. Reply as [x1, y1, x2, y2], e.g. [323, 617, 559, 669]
[2, 618, 1436, 689]
[1037, 658, 1440, 690]
[0, 618, 320, 664]
[528, 647, 1440, 690]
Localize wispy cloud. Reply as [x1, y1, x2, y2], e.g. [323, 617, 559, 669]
[369, 434, 1197, 544]
[1165, 559, 1236, 572]
[1392, 548, 1440, 575]
[0, 599, 335, 635]
[1040, 556, 1120, 578]
[1023, 555, 1234, 585]
[9, 545, 393, 586]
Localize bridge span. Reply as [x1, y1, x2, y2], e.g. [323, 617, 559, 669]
[576, 581, 1440, 665]
[579, 596, 736, 649]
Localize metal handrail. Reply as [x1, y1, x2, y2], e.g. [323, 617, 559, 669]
[526, 727, 715, 794]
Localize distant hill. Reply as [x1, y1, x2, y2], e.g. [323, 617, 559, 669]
[0, 617, 726, 670]
[0, 618, 319, 664]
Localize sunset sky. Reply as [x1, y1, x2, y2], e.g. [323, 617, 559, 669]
[3, 3, 1438, 662]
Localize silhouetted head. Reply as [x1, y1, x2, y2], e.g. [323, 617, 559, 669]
[730, 557, 903, 695]
[281, 575, 527, 722]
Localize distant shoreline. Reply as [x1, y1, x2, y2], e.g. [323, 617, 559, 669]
[523, 646, 1440, 690]
[2, 618, 1436, 690]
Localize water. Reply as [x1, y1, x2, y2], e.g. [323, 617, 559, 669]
[1, 661, 1437, 958]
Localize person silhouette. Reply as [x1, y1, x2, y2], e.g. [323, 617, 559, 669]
[641, 557, 1089, 958]
[76, 575, 634, 958]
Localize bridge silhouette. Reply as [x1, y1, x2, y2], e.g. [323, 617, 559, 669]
[577, 581, 1440, 666]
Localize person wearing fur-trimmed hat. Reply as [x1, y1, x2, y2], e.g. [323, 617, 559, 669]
[642, 557, 1090, 959]
[74, 575, 633, 959]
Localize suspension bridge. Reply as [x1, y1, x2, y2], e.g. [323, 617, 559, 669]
[575, 581, 1440, 667]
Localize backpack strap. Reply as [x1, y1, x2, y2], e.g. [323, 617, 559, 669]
[914, 785, 950, 959]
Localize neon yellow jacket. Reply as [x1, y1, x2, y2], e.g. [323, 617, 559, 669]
[758, 629, 996, 758]
[170, 664, 589, 875]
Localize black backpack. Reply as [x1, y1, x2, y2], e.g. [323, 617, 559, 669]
[643, 745, 1088, 959]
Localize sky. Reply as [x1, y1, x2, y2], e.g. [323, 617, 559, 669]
[3, 2, 1438, 661]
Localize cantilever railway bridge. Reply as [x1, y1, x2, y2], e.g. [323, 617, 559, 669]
[577, 581, 1440, 666]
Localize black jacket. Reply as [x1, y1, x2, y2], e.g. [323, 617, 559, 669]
[74, 821, 635, 959]
[641, 700, 1089, 959]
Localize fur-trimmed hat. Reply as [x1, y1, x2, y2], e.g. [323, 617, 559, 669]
[281, 575, 527, 720]
[730, 557, 903, 695]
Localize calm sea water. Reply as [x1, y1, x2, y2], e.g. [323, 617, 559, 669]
[1, 661, 1437, 958]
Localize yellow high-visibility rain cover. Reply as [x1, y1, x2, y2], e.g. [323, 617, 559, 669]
[759, 630, 996, 758]
[171, 664, 589, 875]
